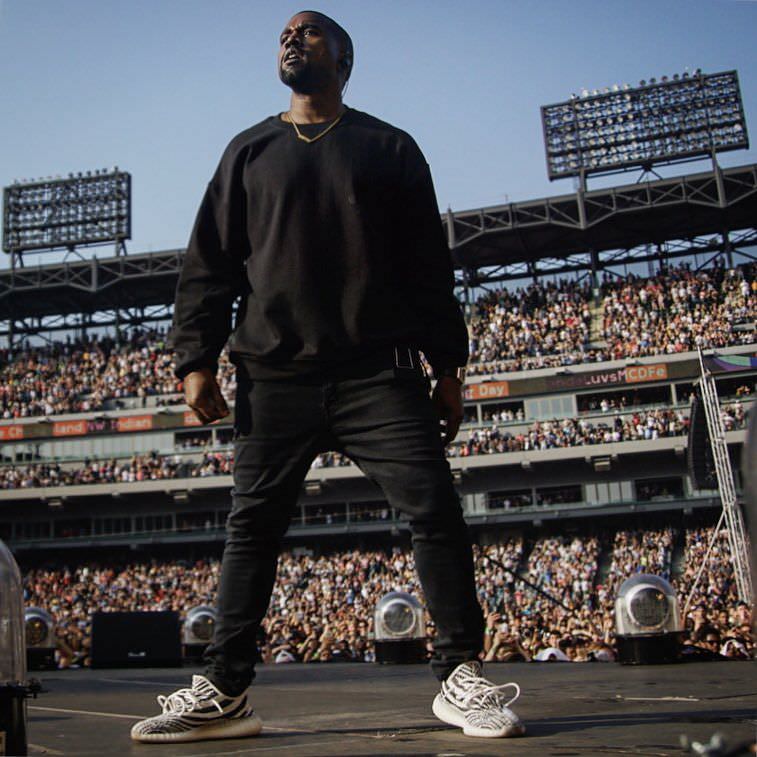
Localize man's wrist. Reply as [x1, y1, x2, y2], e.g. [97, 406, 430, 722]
[434, 366, 467, 385]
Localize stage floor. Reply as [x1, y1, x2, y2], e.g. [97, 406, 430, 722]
[27, 660, 756, 756]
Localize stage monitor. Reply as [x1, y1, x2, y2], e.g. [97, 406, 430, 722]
[91, 611, 181, 668]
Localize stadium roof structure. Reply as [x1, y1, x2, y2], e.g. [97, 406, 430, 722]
[448, 162, 757, 286]
[0, 162, 755, 338]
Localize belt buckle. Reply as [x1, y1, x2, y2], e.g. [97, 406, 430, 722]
[394, 346, 415, 370]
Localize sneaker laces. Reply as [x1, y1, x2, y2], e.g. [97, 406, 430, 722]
[453, 666, 521, 711]
[157, 685, 224, 716]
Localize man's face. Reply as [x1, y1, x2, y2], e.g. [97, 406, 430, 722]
[278, 13, 342, 94]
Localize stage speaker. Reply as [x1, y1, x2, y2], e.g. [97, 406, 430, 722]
[91, 611, 182, 668]
[687, 394, 717, 490]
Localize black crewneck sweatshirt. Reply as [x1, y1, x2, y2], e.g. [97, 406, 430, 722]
[169, 107, 468, 380]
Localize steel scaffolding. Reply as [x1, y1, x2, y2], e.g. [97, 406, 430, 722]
[688, 349, 754, 607]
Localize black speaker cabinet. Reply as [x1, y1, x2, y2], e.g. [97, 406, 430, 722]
[27, 647, 56, 671]
[91, 611, 182, 668]
[374, 638, 427, 664]
[687, 394, 717, 490]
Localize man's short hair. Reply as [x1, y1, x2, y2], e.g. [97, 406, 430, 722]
[297, 10, 353, 81]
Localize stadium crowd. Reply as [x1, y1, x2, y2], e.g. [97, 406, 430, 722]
[0, 328, 237, 420]
[21, 525, 753, 669]
[467, 279, 595, 373]
[0, 262, 753, 419]
[466, 262, 754, 374]
[448, 407, 692, 457]
[2, 402, 752, 490]
[598, 528, 675, 606]
[601, 262, 756, 360]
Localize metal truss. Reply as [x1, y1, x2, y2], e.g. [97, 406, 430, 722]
[1, 305, 176, 341]
[0, 249, 183, 295]
[455, 231, 757, 288]
[1, 164, 756, 342]
[684, 350, 754, 607]
[0, 250, 185, 341]
[447, 163, 757, 248]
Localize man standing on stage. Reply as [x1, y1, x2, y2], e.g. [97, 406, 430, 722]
[132, 10, 524, 743]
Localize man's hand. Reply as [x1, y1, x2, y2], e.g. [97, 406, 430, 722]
[183, 367, 230, 424]
[432, 375, 464, 445]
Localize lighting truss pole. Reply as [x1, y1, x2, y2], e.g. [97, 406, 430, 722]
[696, 349, 753, 604]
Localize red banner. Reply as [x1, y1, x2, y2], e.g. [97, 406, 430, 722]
[626, 364, 668, 383]
[117, 415, 153, 433]
[53, 419, 87, 437]
[183, 410, 202, 427]
[0, 424, 24, 441]
[465, 381, 510, 401]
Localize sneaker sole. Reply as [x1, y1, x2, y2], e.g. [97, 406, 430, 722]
[432, 694, 526, 739]
[131, 714, 262, 743]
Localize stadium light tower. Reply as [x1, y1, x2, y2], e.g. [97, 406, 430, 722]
[2, 168, 131, 269]
[541, 70, 749, 191]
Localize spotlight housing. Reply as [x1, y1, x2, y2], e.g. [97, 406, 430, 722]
[25, 607, 56, 671]
[615, 574, 683, 664]
[374, 592, 426, 664]
[182, 605, 217, 661]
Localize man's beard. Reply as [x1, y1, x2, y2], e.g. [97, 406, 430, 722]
[279, 63, 325, 94]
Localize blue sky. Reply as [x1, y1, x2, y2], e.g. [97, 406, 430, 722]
[0, 0, 756, 268]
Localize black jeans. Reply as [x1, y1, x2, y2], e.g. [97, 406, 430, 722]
[204, 362, 484, 695]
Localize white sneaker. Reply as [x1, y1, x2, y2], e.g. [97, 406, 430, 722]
[432, 661, 525, 738]
[130, 675, 262, 743]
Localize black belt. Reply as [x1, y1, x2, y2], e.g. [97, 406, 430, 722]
[234, 344, 426, 382]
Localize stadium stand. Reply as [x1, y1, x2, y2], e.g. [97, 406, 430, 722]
[19, 525, 753, 669]
[0, 262, 752, 420]
[1, 403, 751, 490]
[2, 258, 755, 671]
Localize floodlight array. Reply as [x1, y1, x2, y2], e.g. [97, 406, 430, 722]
[3, 169, 131, 254]
[542, 70, 748, 181]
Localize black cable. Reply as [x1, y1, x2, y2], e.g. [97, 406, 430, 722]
[484, 554, 576, 615]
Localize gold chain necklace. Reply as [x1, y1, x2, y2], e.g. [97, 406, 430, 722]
[283, 108, 346, 144]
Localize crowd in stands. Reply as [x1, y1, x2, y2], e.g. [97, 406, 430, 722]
[598, 529, 675, 607]
[2, 399, 752, 490]
[0, 328, 237, 420]
[22, 525, 752, 669]
[448, 407, 691, 458]
[467, 279, 596, 374]
[674, 528, 753, 660]
[0, 452, 186, 489]
[467, 261, 754, 375]
[0, 261, 752, 419]
[601, 262, 756, 360]
[676, 528, 741, 616]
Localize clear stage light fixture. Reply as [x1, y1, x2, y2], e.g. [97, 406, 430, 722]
[374, 591, 427, 664]
[3, 169, 131, 255]
[182, 605, 218, 662]
[0, 539, 34, 755]
[183, 605, 217, 646]
[541, 70, 748, 182]
[615, 574, 683, 664]
[25, 608, 57, 672]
